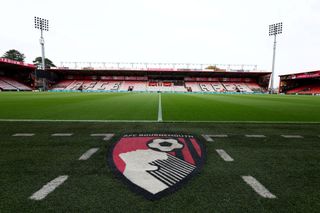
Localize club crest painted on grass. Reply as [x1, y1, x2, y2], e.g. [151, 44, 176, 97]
[108, 133, 206, 200]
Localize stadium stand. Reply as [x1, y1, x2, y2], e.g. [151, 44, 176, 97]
[48, 80, 267, 93]
[51, 80, 74, 90]
[198, 82, 216, 92]
[246, 83, 266, 93]
[52, 80, 123, 91]
[0, 59, 271, 93]
[0, 77, 32, 91]
[185, 82, 201, 92]
[223, 83, 238, 92]
[0, 79, 18, 91]
[212, 82, 226, 92]
[286, 84, 320, 95]
[279, 70, 320, 95]
[235, 83, 253, 93]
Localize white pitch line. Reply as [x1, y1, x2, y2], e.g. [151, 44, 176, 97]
[1, 119, 320, 124]
[202, 134, 214, 142]
[79, 148, 99, 160]
[242, 176, 276, 199]
[202, 134, 228, 142]
[158, 93, 163, 122]
[245, 134, 266, 138]
[216, 149, 234, 162]
[12, 133, 34, 137]
[90, 133, 114, 141]
[209, 134, 228, 138]
[51, 133, 73, 137]
[281, 135, 303, 138]
[29, 175, 68, 201]
[0, 119, 157, 123]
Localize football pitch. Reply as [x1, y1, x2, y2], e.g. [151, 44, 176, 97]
[0, 92, 320, 212]
[0, 92, 320, 122]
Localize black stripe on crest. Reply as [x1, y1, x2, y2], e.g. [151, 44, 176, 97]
[185, 138, 201, 166]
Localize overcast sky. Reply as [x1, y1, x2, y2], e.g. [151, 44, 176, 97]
[1, 0, 320, 79]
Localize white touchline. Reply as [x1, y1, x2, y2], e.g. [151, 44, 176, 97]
[202, 135, 214, 142]
[51, 133, 73, 136]
[281, 135, 303, 138]
[209, 134, 228, 138]
[158, 93, 163, 122]
[0, 119, 156, 123]
[90, 133, 114, 141]
[12, 133, 34, 137]
[79, 148, 99, 160]
[245, 135, 266, 138]
[242, 176, 276, 199]
[216, 149, 234, 162]
[1, 119, 320, 124]
[29, 175, 69, 201]
[202, 134, 228, 142]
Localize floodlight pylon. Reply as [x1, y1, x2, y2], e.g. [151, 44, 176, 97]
[268, 22, 282, 93]
[34, 17, 49, 71]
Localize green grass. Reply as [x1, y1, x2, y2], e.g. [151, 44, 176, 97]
[162, 93, 320, 121]
[0, 92, 320, 122]
[0, 122, 320, 212]
[1, 92, 320, 212]
[0, 92, 158, 120]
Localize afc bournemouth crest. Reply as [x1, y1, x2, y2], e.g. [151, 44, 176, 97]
[108, 133, 206, 200]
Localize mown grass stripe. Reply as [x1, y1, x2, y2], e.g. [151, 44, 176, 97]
[29, 175, 68, 201]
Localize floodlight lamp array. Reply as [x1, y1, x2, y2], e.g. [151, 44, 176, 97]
[269, 22, 282, 36]
[34, 17, 49, 31]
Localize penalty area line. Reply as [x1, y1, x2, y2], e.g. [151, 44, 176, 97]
[29, 175, 68, 201]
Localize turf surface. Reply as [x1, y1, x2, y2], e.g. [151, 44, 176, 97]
[0, 92, 158, 120]
[162, 93, 320, 122]
[0, 92, 320, 122]
[0, 122, 320, 212]
[1, 92, 320, 212]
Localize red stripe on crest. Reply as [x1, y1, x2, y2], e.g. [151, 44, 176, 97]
[190, 138, 202, 157]
[179, 138, 195, 165]
[168, 151, 176, 156]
